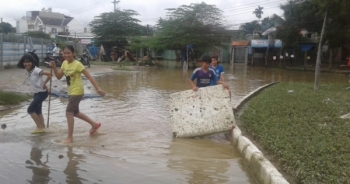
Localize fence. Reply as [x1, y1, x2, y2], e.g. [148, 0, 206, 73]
[0, 33, 53, 69]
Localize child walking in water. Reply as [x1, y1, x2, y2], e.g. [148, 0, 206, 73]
[210, 55, 232, 99]
[210, 56, 225, 85]
[190, 55, 228, 91]
[17, 54, 52, 134]
[50, 45, 106, 143]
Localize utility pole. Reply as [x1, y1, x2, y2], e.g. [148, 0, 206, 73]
[0, 18, 2, 23]
[112, 0, 120, 12]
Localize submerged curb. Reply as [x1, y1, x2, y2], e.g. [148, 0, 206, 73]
[232, 82, 290, 184]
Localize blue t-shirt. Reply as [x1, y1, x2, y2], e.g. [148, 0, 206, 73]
[190, 67, 218, 88]
[210, 65, 224, 85]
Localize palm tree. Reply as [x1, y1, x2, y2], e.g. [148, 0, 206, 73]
[253, 6, 264, 22]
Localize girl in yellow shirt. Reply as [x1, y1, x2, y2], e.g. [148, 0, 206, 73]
[51, 45, 106, 143]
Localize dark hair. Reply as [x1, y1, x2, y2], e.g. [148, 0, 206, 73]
[211, 55, 218, 60]
[17, 54, 36, 69]
[64, 45, 75, 53]
[200, 55, 212, 64]
[211, 55, 220, 64]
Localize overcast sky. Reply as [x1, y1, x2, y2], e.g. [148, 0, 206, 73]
[0, 0, 288, 30]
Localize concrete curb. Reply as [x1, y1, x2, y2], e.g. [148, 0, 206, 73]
[232, 82, 290, 184]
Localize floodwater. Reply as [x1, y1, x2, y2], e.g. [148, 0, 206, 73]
[0, 62, 348, 184]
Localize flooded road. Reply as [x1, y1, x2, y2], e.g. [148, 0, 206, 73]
[0, 63, 348, 183]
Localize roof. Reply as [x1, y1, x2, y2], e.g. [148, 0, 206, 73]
[37, 16, 73, 26]
[62, 16, 73, 26]
[231, 41, 249, 47]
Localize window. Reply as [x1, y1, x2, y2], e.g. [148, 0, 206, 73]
[51, 28, 57, 34]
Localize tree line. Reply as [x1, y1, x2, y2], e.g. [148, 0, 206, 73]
[1, 0, 348, 61]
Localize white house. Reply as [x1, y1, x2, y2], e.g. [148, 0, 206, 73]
[15, 8, 93, 39]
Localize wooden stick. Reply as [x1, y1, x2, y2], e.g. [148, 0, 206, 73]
[46, 68, 53, 128]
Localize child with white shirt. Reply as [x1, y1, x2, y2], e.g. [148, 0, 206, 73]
[17, 54, 52, 134]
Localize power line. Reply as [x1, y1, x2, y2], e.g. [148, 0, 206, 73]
[224, 2, 284, 15]
[225, 5, 282, 18]
[223, 0, 285, 12]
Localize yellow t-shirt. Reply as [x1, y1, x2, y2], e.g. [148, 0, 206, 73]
[61, 60, 85, 95]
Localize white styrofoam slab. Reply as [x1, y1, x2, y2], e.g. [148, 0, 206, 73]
[169, 85, 235, 138]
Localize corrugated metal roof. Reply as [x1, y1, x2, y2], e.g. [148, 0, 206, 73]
[231, 41, 249, 46]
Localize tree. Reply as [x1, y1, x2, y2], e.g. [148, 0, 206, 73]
[24, 31, 51, 39]
[261, 14, 284, 31]
[253, 6, 264, 21]
[149, 2, 228, 54]
[239, 20, 261, 35]
[0, 22, 13, 34]
[279, 0, 350, 90]
[89, 9, 142, 48]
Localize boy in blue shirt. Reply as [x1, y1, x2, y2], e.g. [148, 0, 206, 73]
[210, 55, 232, 100]
[210, 56, 225, 85]
[190, 55, 228, 91]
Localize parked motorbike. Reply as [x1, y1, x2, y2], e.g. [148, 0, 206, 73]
[78, 51, 90, 68]
[44, 51, 63, 68]
[26, 49, 40, 67]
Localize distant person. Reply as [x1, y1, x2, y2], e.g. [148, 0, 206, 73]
[142, 55, 150, 64]
[17, 54, 52, 134]
[50, 45, 106, 144]
[190, 55, 228, 91]
[52, 43, 60, 57]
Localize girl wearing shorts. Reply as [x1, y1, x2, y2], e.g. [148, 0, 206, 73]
[17, 54, 52, 134]
[50, 45, 106, 143]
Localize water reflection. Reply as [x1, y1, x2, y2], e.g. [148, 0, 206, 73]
[64, 147, 87, 184]
[167, 139, 240, 184]
[25, 147, 51, 184]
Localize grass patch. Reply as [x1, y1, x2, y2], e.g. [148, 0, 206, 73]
[240, 82, 350, 184]
[4, 63, 13, 69]
[111, 67, 133, 71]
[0, 91, 31, 105]
[90, 61, 136, 66]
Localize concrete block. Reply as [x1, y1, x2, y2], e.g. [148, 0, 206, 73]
[169, 85, 235, 138]
[232, 127, 242, 146]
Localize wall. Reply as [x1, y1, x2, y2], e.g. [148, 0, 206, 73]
[16, 19, 28, 34]
[44, 25, 65, 38]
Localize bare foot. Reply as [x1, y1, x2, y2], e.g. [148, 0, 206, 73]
[89, 123, 101, 135]
[61, 138, 73, 144]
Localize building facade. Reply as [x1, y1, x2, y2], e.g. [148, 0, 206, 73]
[15, 8, 91, 39]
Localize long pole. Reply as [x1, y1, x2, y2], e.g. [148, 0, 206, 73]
[0, 33, 3, 70]
[314, 10, 327, 91]
[46, 68, 53, 128]
[186, 45, 188, 70]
